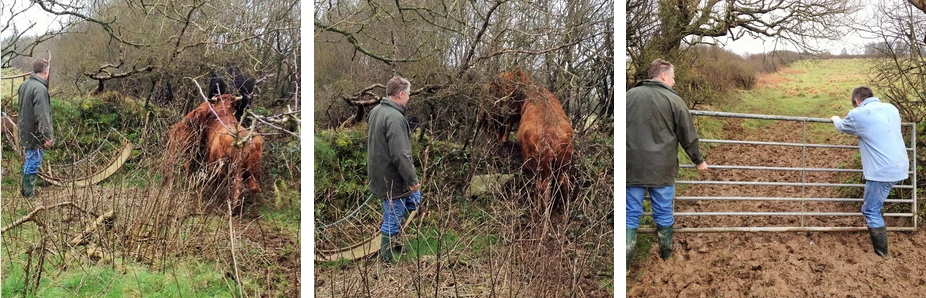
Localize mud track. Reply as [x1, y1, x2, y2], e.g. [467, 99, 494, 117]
[628, 118, 924, 296]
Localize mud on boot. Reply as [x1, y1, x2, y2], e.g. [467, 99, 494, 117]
[21, 174, 37, 198]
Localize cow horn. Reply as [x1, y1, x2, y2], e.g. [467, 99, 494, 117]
[209, 95, 220, 103]
[234, 96, 242, 101]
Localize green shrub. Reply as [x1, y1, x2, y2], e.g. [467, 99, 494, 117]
[675, 45, 757, 108]
[314, 127, 370, 215]
[746, 50, 807, 73]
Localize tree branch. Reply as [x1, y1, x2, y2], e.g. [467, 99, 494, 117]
[34, 0, 158, 47]
[315, 21, 425, 65]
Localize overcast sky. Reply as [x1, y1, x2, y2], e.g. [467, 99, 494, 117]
[707, 28, 873, 56]
[4, 1, 887, 59]
[710, 2, 880, 56]
[1, 2, 66, 41]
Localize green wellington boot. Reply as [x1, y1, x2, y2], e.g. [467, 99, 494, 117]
[626, 228, 638, 270]
[21, 174, 37, 198]
[868, 227, 888, 257]
[379, 233, 400, 264]
[656, 225, 674, 260]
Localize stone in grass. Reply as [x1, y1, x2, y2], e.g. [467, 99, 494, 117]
[467, 174, 514, 198]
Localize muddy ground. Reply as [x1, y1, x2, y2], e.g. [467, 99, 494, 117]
[627, 118, 926, 297]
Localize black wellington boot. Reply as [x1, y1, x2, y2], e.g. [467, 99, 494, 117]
[868, 227, 888, 257]
[656, 225, 674, 260]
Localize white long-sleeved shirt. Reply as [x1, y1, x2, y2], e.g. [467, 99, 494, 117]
[833, 97, 909, 182]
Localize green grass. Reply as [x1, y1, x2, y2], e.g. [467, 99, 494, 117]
[729, 59, 870, 118]
[1, 253, 236, 298]
[405, 227, 460, 259]
[3, 89, 301, 297]
[261, 202, 301, 234]
[2, 68, 25, 103]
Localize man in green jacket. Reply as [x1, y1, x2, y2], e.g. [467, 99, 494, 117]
[17, 58, 55, 197]
[626, 59, 707, 268]
[367, 75, 421, 263]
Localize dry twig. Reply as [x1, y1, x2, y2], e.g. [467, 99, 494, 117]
[1, 202, 91, 234]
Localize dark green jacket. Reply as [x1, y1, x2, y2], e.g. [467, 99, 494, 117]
[367, 98, 418, 199]
[17, 74, 54, 149]
[626, 80, 703, 187]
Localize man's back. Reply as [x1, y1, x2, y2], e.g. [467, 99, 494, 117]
[626, 80, 703, 187]
[17, 75, 53, 149]
[835, 98, 909, 182]
[367, 99, 417, 199]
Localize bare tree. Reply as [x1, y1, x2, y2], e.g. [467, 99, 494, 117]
[1, 0, 73, 68]
[867, 0, 926, 122]
[315, 0, 613, 133]
[314, 1, 613, 297]
[627, 0, 863, 83]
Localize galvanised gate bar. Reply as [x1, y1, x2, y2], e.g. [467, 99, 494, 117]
[638, 110, 918, 233]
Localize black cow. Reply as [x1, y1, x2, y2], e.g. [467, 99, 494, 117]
[208, 70, 229, 99]
[207, 67, 255, 126]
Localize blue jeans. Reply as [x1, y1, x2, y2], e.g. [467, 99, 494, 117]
[862, 180, 899, 228]
[23, 149, 45, 175]
[626, 185, 675, 228]
[381, 191, 421, 235]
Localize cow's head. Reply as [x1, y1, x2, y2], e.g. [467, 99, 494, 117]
[198, 94, 242, 120]
[489, 69, 531, 102]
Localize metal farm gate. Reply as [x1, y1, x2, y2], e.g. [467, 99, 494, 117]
[639, 110, 918, 233]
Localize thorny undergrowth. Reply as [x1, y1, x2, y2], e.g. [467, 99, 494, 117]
[314, 122, 614, 297]
[1, 112, 300, 297]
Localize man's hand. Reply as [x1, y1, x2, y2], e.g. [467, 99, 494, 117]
[410, 183, 421, 192]
[44, 140, 53, 149]
[696, 161, 708, 172]
[831, 116, 841, 122]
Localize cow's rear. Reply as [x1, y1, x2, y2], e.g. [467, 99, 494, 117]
[517, 87, 575, 217]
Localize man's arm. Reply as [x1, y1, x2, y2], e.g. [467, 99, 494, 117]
[673, 100, 704, 166]
[32, 89, 54, 146]
[385, 114, 419, 189]
[832, 111, 858, 135]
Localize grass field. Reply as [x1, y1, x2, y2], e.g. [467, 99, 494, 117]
[729, 59, 869, 118]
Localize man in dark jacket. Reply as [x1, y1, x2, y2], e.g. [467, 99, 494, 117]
[626, 59, 707, 268]
[367, 76, 421, 263]
[17, 58, 55, 197]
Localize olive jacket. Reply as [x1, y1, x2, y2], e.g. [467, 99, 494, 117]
[626, 80, 703, 187]
[17, 74, 54, 149]
[367, 98, 418, 199]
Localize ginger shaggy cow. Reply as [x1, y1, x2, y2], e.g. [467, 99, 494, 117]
[167, 94, 263, 214]
[490, 70, 575, 217]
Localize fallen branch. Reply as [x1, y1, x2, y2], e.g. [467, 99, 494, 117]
[69, 210, 115, 246]
[1, 202, 91, 234]
[247, 110, 300, 139]
[338, 83, 444, 128]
